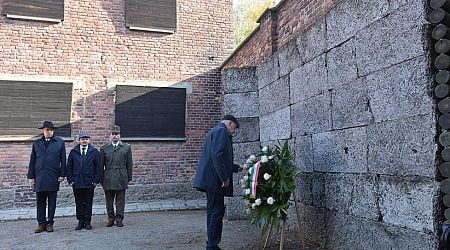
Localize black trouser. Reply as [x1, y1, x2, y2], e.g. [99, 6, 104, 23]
[36, 191, 57, 226]
[104, 190, 125, 221]
[73, 187, 95, 224]
[206, 191, 225, 249]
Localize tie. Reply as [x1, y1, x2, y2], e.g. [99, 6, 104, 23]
[82, 147, 86, 156]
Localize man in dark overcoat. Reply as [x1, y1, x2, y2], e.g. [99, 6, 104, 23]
[100, 125, 133, 227]
[27, 121, 66, 233]
[193, 115, 243, 250]
[67, 132, 101, 230]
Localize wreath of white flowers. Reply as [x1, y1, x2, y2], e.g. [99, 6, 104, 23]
[241, 141, 300, 232]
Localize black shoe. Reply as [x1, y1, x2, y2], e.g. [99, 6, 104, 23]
[85, 224, 92, 230]
[75, 222, 83, 230]
[116, 221, 123, 227]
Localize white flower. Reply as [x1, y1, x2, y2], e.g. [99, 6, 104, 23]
[249, 155, 256, 161]
[267, 197, 274, 205]
[246, 158, 252, 164]
[268, 155, 275, 160]
[261, 155, 268, 163]
[244, 189, 251, 195]
[263, 173, 271, 180]
[243, 175, 249, 181]
[262, 146, 268, 153]
[241, 182, 246, 188]
[251, 203, 257, 209]
[255, 198, 262, 206]
[246, 208, 251, 214]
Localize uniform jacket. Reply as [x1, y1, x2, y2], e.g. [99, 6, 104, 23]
[27, 136, 67, 192]
[193, 123, 240, 197]
[67, 144, 101, 188]
[100, 141, 133, 190]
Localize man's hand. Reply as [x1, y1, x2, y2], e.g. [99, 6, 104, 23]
[28, 179, 34, 187]
[222, 179, 230, 188]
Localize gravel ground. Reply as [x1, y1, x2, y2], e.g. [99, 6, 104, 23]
[0, 210, 301, 250]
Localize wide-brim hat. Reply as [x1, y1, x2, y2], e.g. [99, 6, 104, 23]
[38, 121, 58, 129]
[222, 114, 239, 128]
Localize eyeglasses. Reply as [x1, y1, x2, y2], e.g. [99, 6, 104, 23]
[111, 132, 120, 135]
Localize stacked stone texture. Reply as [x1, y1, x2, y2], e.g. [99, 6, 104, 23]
[0, 0, 233, 207]
[223, 0, 438, 248]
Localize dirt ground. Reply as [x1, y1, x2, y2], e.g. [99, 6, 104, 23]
[0, 210, 301, 250]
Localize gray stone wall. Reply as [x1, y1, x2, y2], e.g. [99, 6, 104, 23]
[223, 67, 260, 220]
[223, 0, 439, 248]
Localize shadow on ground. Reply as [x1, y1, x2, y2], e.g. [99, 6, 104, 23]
[0, 210, 301, 249]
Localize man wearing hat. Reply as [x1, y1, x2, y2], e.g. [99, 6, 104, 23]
[193, 115, 244, 250]
[27, 121, 67, 233]
[100, 125, 133, 227]
[67, 132, 101, 230]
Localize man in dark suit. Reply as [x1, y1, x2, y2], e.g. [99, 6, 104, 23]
[194, 115, 243, 250]
[27, 121, 66, 233]
[67, 132, 101, 230]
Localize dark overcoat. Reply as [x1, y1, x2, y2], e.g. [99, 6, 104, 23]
[193, 123, 239, 197]
[27, 136, 67, 192]
[67, 144, 101, 188]
[100, 141, 133, 190]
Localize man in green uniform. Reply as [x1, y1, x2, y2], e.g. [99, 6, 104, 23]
[100, 125, 133, 227]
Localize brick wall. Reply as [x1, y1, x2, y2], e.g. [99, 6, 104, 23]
[0, 0, 233, 207]
[222, 0, 337, 69]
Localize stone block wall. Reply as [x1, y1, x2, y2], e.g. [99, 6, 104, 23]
[223, 0, 439, 248]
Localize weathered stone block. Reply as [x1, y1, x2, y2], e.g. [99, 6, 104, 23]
[297, 203, 326, 249]
[290, 54, 327, 104]
[233, 141, 261, 166]
[257, 55, 279, 89]
[326, 0, 389, 49]
[295, 172, 325, 208]
[388, 0, 409, 13]
[312, 127, 368, 173]
[355, 2, 426, 76]
[295, 173, 313, 205]
[278, 39, 303, 77]
[259, 107, 291, 142]
[325, 211, 437, 249]
[326, 39, 357, 89]
[56, 187, 76, 206]
[259, 76, 289, 115]
[365, 56, 432, 123]
[325, 173, 378, 220]
[296, 18, 326, 63]
[0, 189, 14, 209]
[332, 79, 372, 129]
[225, 196, 248, 221]
[126, 183, 204, 202]
[223, 67, 258, 94]
[293, 135, 314, 173]
[291, 91, 332, 136]
[367, 115, 436, 177]
[379, 175, 437, 232]
[224, 92, 259, 118]
[233, 117, 260, 143]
